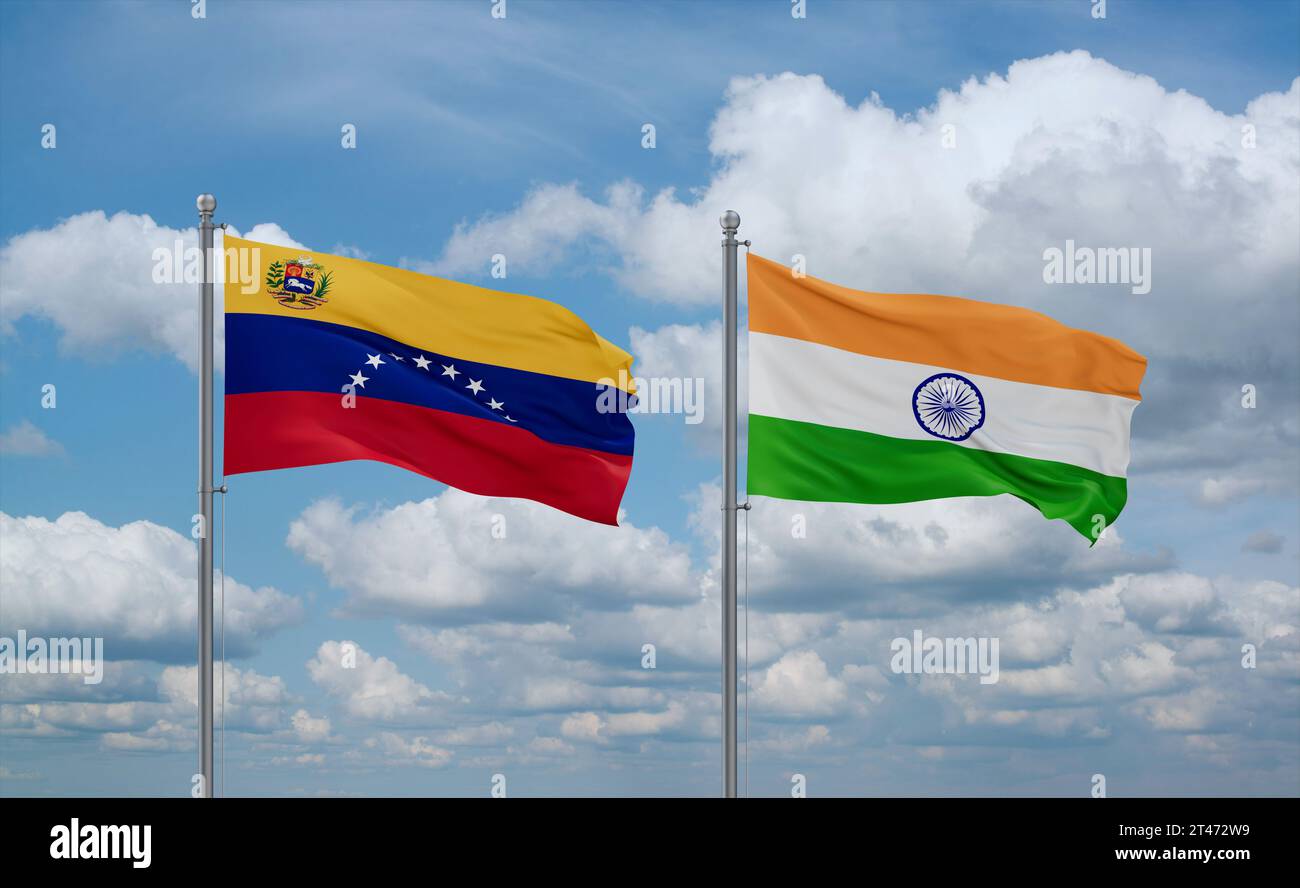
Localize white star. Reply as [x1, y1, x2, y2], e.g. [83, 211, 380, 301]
[441, 364, 460, 379]
[487, 398, 505, 411]
[349, 371, 369, 388]
[466, 379, 485, 395]
[413, 355, 431, 370]
[389, 353, 404, 361]
[365, 354, 385, 368]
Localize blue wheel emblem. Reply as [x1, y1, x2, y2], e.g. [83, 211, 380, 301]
[912, 373, 985, 441]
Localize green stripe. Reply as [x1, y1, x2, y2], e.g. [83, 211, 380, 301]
[747, 414, 1128, 542]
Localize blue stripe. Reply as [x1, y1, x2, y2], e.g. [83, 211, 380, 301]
[225, 313, 634, 456]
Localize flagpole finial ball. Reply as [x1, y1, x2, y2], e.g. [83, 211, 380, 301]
[720, 210, 740, 231]
[196, 194, 217, 213]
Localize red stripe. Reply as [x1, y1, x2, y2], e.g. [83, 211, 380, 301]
[224, 391, 632, 525]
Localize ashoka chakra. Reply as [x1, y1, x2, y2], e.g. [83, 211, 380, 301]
[912, 373, 985, 441]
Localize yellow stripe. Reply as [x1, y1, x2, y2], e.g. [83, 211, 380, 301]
[747, 253, 1145, 400]
[223, 236, 634, 391]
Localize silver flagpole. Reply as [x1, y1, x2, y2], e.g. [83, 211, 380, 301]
[720, 210, 741, 798]
[197, 193, 216, 799]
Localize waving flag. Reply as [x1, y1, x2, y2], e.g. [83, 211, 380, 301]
[223, 237, 635, 524]
[746, 253, 1146, 541]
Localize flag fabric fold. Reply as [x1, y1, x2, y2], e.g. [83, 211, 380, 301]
[745, 253, 1146, 541]
[223, 237, 635, 525]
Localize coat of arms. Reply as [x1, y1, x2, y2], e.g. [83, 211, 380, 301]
[266, 257, 332, 310]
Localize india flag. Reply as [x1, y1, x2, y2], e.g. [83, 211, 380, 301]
[746, 254, 1147, 541]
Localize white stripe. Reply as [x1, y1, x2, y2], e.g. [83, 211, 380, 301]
[749, 332, 1137, 478]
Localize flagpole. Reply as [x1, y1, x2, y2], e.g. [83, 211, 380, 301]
[720, 210, 741, 798]
[197, 193, 216, 799]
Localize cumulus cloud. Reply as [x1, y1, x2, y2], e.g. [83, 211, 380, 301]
[863, 570, 1298, 750]
[0, 211, 303, 371]
[291, 709, 334, 745]
[0, 511, 303, 662]
[689, 483, 1171, 615]
[286, 489, 698, 622]
[1, 661, 305, 751]
[363, 732, 454, 768]
[1116, 572, 1225, 634]
[750, 724, 833, 754]
[307, 640, 455, 724]
[398, 622, 574, 666]
[280, 473, 1296, 776]
[155, 663, 296, 735]
[751, 651, 850, 718]
[0, 421, 63, 457]
[431, 721, 514, 747]
[556, 704, 693, 744]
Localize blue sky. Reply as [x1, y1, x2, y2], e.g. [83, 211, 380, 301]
[1, 0, 1298, 797]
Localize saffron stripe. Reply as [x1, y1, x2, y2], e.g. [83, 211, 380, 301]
[747, 252, 1147, 400]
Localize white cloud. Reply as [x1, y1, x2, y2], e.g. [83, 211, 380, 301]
[1117, 572, 1223, 633]
[0, 211, 303, 371]
[364, 732, 453, 768]
[286, 490, 698, 621]
[101, 720, 191, 752]
[1133, 687, 1232, 733]
[306, 640, 454, 724]
[423, 181, 644, 281]
[604, 701, 689, 737]
[398, 622, 574, 666]
[291, 709, 333, 745]
[278, 480, 1296, 765]
[1198, 477, 1268, 506]
[690, 483, 1168, 615]
[513, 676, 662, 713]
[751, 724, 832, 754]
[751, 650, 848, 717]
[526, 735, 575, 756]
[0, 421, 63, 457]
[560, 711, 606, 744]
[559, 702, 691, 742]
[2, 661, 298, 750]
[0, 511, 302, 661]
[432, 721, 514, 747]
